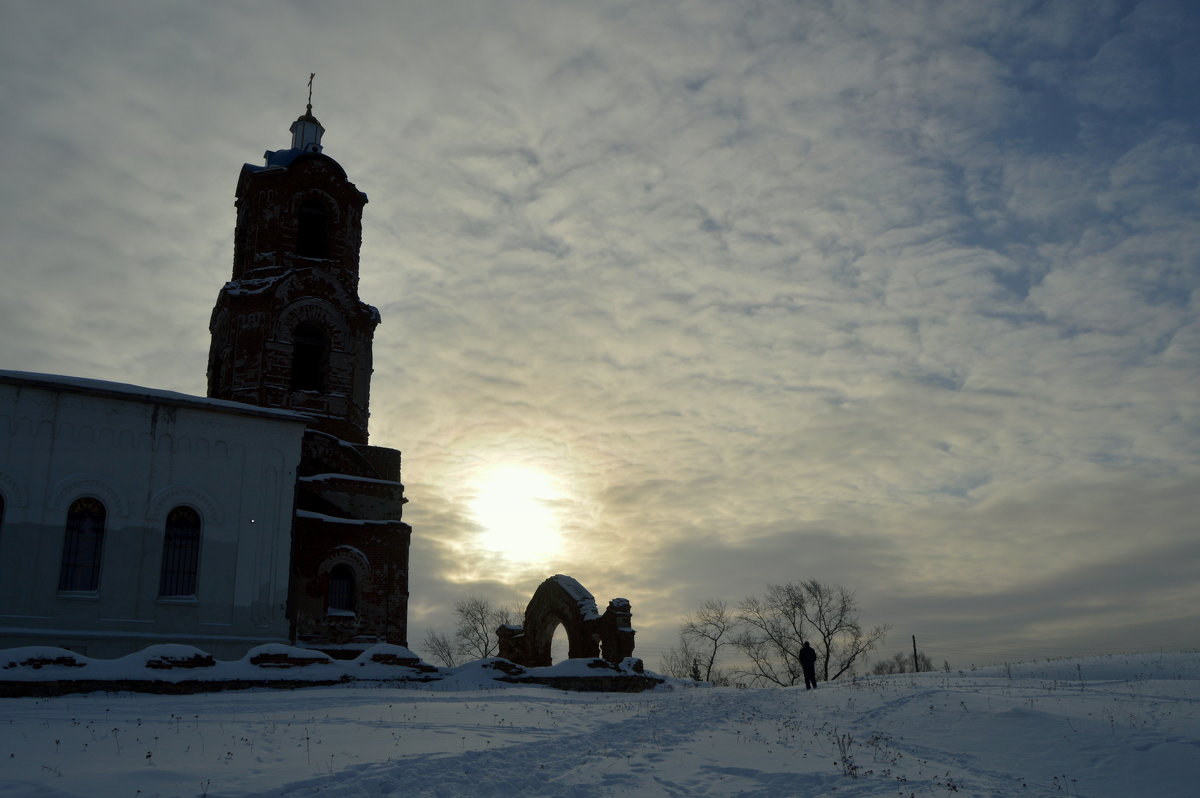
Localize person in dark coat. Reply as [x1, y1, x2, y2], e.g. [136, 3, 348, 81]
[799, 641, 818, 689]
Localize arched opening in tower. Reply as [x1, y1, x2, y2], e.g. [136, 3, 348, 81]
[296, 197, 330, 259]
[291, 321, 330, 392]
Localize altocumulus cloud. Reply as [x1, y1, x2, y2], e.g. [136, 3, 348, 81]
[1, 0, 1197, 666]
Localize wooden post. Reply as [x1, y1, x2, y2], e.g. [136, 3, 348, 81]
[912, 634, 920, 673]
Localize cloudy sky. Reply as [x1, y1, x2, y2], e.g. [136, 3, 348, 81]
[2, 0, 1197, 668]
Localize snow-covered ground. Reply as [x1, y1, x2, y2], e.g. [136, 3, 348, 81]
[1, 651, 1197, 797]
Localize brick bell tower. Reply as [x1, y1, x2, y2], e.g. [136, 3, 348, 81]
[207, 98, 411, 655]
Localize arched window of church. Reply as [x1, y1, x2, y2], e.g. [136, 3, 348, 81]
[59, 497, 106, 592]
[291, 321, 329, 392]
[327, 564, 356, 614]
[159, 506, 202, 597]
[296, 197, 330, 258]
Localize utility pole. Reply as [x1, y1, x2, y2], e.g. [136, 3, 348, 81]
[912, 634, 920, 673]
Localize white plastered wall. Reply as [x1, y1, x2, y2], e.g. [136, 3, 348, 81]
[0, 375, 307, 659]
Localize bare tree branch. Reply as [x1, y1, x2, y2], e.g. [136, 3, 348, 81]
[660, 636, 701, 680]
[454, 597, 521, 660]
[682, 599, 735, 683]
[421, 628, 460, 668]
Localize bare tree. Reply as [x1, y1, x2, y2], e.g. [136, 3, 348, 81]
[801, 580, 888, 682]
[422, 597, 522, 665]
[454, 597, 520, 660]
[733, 583, 810, 686]
[421, 628, 460, 667]
[682, 599, 736, 685]
[660, 636, 701, 680]
[871, 650, 935, 675]
[659, 599, 738, 684]
[733, 580, 888, 686]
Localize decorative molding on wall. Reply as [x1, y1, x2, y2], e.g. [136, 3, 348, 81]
[47, 474, 129, 520]
[146, 485, 224, 527]
[0, 470, 29, 509]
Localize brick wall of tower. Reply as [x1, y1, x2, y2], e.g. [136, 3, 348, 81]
[291, 434, 412, 652]
[206, 119, 411, 655]
[208, 152, 376, 445]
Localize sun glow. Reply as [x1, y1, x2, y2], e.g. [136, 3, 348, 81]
[467, 464, 567, 567]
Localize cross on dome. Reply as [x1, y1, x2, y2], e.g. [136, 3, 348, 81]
[290, 72, 324, 152]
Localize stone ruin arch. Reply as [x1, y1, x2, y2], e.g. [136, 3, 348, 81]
[497, 575, 636, 667]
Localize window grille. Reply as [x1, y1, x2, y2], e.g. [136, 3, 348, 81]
[328, 564, 355, 613]
[58, 497, 106, 592]
[159, 506, 202, 597]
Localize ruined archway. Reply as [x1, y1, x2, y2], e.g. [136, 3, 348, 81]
[498, 575, 636, 667]
[522, 575, 601, 665]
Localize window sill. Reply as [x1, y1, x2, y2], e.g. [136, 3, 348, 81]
[57, 591, 99, 601]
[157, 596, 199, 605]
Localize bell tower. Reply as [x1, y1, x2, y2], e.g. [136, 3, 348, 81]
[208, 97, 411, 654]
[207, 101, 376, 443]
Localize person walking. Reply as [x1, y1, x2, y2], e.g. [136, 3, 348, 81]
[799, 641, 818, 689]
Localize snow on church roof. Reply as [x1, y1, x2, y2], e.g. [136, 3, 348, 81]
[247, 148, 307, 171]
[0, 370, 311, 423]
[241, 149, 369, 203]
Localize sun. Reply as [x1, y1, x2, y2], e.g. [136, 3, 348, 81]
[466, 464, 566, 566]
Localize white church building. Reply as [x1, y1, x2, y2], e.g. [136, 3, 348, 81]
[0, 102, 412, 659]
[0, 372, 307, 658]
